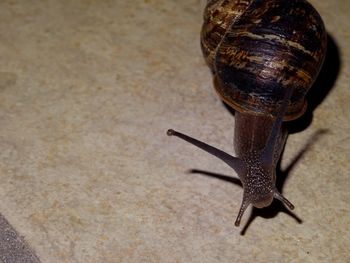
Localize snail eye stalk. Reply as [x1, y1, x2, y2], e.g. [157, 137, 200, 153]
[167, 129, 246, 176]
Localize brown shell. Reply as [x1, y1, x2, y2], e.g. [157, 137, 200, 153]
[201, 0, 327, 120]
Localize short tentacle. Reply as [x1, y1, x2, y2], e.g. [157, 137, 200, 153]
[274, 190, 295, 210]
[234, 198, 250, 227]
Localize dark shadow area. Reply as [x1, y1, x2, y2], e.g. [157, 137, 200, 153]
[240, 201, 303, 235]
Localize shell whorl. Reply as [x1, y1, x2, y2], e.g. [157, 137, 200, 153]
[201, 0, 253, 69]
[201, 0, 327, 120]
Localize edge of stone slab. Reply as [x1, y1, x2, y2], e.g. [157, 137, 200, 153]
[0, 213, 41, 263]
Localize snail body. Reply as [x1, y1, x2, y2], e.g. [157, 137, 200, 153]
[168, 0, 327, 226]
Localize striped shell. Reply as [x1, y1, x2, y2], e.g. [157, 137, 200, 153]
[201, 0, 327, 120]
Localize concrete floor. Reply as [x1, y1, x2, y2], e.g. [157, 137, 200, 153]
[0, 0, 349, 262]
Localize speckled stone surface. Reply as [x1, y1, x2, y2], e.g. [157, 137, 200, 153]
[0, 0, 349, 262]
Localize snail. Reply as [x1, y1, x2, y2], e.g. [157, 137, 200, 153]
[167, 0, 327, 226]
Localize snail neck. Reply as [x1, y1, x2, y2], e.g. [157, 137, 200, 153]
[234, 111, 288, 169]
[234, 112, 274, 157]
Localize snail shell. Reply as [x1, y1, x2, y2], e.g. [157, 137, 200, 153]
[201, 0, 327, 120]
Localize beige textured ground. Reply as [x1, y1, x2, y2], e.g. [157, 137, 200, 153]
[0, 0, 349, 262]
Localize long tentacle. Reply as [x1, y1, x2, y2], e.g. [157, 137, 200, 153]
[167, 129, 246, 176]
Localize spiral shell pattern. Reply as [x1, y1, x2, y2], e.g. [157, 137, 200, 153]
[201, 0, 327, 120]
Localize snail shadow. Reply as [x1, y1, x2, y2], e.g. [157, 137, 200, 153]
[222, 33, 340, 134]
[188, 129, 328, 235]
